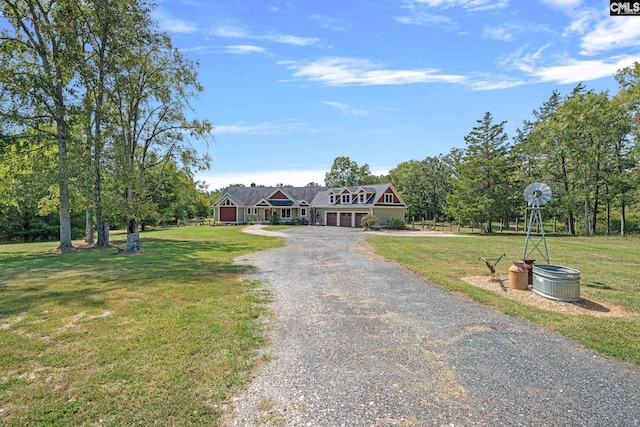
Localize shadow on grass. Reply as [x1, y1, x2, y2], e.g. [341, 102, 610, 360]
[0, 238, 258, 318]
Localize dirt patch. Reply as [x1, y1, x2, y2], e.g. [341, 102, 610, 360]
[460, 275, 632, 318]
[241, 225, 288, 237]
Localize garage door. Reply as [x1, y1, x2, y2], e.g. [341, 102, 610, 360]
[340, 213, 352, 227]
[355, 213, 367, 228]
[326, 212, 337, 226]
[220, 206, 237, 222]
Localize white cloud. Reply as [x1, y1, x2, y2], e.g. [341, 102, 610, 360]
[281, 57, 466, 86]
[197, 170, 327, 190]
[225, 45, 267, 55]
[395, 11, 455, 26]
[153, 10, 197, 33]
[483, 25, 515, 41]
[211, 25, 318, 47]
[467, 77, 525, 90]
[539, 0, 582, 9]
[198, 166, 392, 190]
[212, 25, 250, 38]
[579, 18, 640, 56]
[528, 56, 640, 84]
[322, 101, 368, 116]
[214, 120, 307, 135]
[411, 0, 509, 11]
[261, 33, 319, 46]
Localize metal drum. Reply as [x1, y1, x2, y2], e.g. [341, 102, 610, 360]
[532, 264, 581, 302]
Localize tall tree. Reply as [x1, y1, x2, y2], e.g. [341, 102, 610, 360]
[514, 90, 577, 234]
[0, 0, 83, 249]
[111, 24, 211, 251]
[614, 62, 640, 235]
[74, 0, 146, 247]
[389, 156, 453, 223]
[445, 112, 517, 233]
[324, 156, 376, 187]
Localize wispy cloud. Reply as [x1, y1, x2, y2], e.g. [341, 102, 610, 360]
[280, 57, 466, 86]
[397, 0, 509, 25]
[197, 169, 327, 190]
[504, 44, 639, 84]
[527, 56, 640, 84]
[211, 24, 319, 47]
[323, 101, 368, 116]
[214, 120, 307, 135]
[225, 45, 267, 55]
[307, 14, 348, 31]
[153, 9, 198, 33]
[539, 0, 582, 9]
[579, 18, 640, 56]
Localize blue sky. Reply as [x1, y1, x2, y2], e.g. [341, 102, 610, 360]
[153, 0, 640, 190]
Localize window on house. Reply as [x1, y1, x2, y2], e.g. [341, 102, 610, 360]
[223, 199, 233, 206]
[247, 208, 252, 214]
[329, 194, 335, 203]
[253, 208, 258, 215]
[384, 194, 394, 204]
[281, 208, 291, 219]
[342, 194, 350, 203]
[359, 193, 365, 203]
[301, 208, 307, 216]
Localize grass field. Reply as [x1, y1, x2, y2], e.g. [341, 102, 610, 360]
[0, 226, 283, 426]
[366, 232, 640, 364]
[2, 226, 639, 425]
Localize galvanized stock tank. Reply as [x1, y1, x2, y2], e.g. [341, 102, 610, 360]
[532, 264, 581, 302]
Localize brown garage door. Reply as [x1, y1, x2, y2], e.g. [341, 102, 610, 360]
[355, 213, 367, 228]
[340, 212, 352, 227]
[326, 212, 337, 226]
[220, 206, 237, 222]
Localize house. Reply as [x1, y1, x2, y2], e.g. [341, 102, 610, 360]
[212, 183, 406, 228]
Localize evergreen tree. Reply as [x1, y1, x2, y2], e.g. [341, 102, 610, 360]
[446, 112, 518, 233]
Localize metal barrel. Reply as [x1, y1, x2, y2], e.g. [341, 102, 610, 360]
[532, 264, 581, 302]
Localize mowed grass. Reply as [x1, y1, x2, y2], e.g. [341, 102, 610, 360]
[0, 226, 283, 426]
[366, 233, 640, 364]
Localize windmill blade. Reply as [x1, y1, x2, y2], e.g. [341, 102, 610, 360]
[524, 182, 552, 206]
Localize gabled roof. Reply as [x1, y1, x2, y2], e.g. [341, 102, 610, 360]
[214, 184, 406, 209]
[214, 186, 323, 207]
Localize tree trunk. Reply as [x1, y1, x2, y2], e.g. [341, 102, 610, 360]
[85, 209, 94, 244]
[620, 199, 626, 237]
[57, 116, 73, 249]
[126, 186, 141, 251]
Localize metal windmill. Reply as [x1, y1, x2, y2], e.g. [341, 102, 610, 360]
[523, 182, 552, 264]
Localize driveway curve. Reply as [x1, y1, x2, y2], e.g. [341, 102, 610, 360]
[228, 226, 640, 426]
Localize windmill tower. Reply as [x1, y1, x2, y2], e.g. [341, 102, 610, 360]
[523, 182, 551, 264]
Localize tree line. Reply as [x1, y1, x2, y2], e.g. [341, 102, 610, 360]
[325, 65, 640, 236]
[0, 0, 212, 249]
[1, 1, 638, 245]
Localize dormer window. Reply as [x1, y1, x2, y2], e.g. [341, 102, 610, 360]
[342, 194, 351, 204]
[384, 193, 394, 204]
[329, 194, 335, 204]
[358, 193, 365, 203]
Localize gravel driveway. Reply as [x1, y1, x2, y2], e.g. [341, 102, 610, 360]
[228, 226, 640, 426]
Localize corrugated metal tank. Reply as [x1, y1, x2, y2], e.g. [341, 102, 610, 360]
[532, 264, 581, 302]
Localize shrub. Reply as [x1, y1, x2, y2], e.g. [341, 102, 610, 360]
[361, 214, 378, 230]
[270, 212, 281, 225]
[388, 218, 406, 230]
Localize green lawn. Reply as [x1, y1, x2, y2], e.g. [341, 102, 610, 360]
[366, 232, 640, 364]
[2, 226, 639, 426]
[0, 226, 283, 426]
